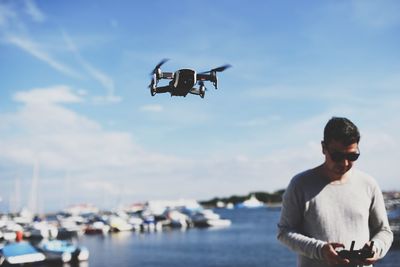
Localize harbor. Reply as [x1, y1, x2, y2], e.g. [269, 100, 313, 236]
[1, 198, 233, 265]
[1, 194, 400, 267]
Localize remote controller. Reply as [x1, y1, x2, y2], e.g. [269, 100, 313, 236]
[336, 241, 374, 260]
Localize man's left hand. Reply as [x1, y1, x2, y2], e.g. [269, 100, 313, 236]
[354, 241, 379, 266]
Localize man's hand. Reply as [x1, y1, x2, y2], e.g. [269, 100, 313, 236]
[357, 241, 379, 266]
[322, 243, 350, 265]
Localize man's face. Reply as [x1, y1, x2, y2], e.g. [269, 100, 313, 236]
[322, 139, 359, 177]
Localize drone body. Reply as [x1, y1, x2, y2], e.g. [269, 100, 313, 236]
[148, 59, 231, 98]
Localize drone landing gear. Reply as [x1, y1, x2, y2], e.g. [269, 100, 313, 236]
[199, 89, 205, 98]
[189, 87, 205, 99]
[150, 87, 156, 96]
[151, 85, 171, 96]
[199, 82, 206, 98]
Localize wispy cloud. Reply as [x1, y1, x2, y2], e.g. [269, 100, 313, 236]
[1, 2, 119, 103]
[351, 0, 400, 28]
[0, 2, 79, 79]
[62, 32, 121, 103]
[24, 0, 45, 23]
[5, 35, 81, 78]
[0, 3, 16, 28]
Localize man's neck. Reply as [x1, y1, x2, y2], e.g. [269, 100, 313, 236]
[318, 164, 351, 184]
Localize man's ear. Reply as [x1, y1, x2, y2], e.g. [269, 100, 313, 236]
[321, 141, 326, 155]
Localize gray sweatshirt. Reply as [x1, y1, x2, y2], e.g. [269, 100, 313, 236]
[277, 168, 393, 267]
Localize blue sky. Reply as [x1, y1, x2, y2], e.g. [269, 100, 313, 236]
[0, 0, 399, 212]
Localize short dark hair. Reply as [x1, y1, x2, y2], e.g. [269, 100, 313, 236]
[323, 117, 360, 146]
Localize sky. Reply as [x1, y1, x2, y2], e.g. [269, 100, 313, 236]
[0, 0, 399, 212]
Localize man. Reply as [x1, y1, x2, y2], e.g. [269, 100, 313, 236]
[277, 117, 393, 267]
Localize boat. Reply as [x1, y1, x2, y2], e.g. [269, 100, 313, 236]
[84, 221, 110, 235]
[226, 203, 234, 209]
[25, 221, 58, 240]
[108, 216, 133, 232]
[1, 222, 23, 242]
[165, 210, 189, 228]
[236, 194, 265, 208]
[0, 241, 45, 265]
[128, 216, 143, 232]
[56, 218, 84, 239]
[191, 209, 231, 228]
[37, 239, 89, 262]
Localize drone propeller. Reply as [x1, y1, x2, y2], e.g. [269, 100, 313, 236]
[148, 59, 169, 95]
[198, 64, 231, 90]
[150, 58, 169, 75]
[200, 64, 232, 74]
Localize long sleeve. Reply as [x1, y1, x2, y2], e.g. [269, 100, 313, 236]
[369, 183, 393, 258]
[277, 178, 326, 260]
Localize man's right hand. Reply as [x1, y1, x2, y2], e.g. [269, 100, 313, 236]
[322, 243, 351, 265]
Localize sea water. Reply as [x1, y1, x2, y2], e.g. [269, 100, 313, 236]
[40, 208, 399, 267]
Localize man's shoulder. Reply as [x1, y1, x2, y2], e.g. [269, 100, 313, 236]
[290, 168, 320, 187]
[351, 168, 379, 188]
[293, 168, 318, 180]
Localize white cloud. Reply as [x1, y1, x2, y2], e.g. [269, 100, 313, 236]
[1, 87, 141, 170]
[14, 85, 83, 104]
[1, 81, 400, 210]
[140, 104, 164, 112]
[91, 94, 122, 104]
[0, 87, 191, 206]
[236, 116, 281, 127]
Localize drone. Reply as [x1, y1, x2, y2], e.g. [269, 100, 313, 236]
[148, 59, 231, 98]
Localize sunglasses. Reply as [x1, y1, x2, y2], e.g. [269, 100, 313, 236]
[327, 150, 360, 162]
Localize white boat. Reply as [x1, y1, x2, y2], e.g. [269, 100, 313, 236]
[166, 210, 189, 228]
[191, 209, 231, 228]
[0, 241, 45, 265]
[108, 216, 133, 232]
[236, 194, 265, 208]
[226, 203, 234, 209]
[206, 218, 232, 227]
[38, 239, 89, 263]
[26, 221, 58, 240]
[84, 221, 110, 235]
[1, 222, 23, 241]
[128, 216, 143, 231]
